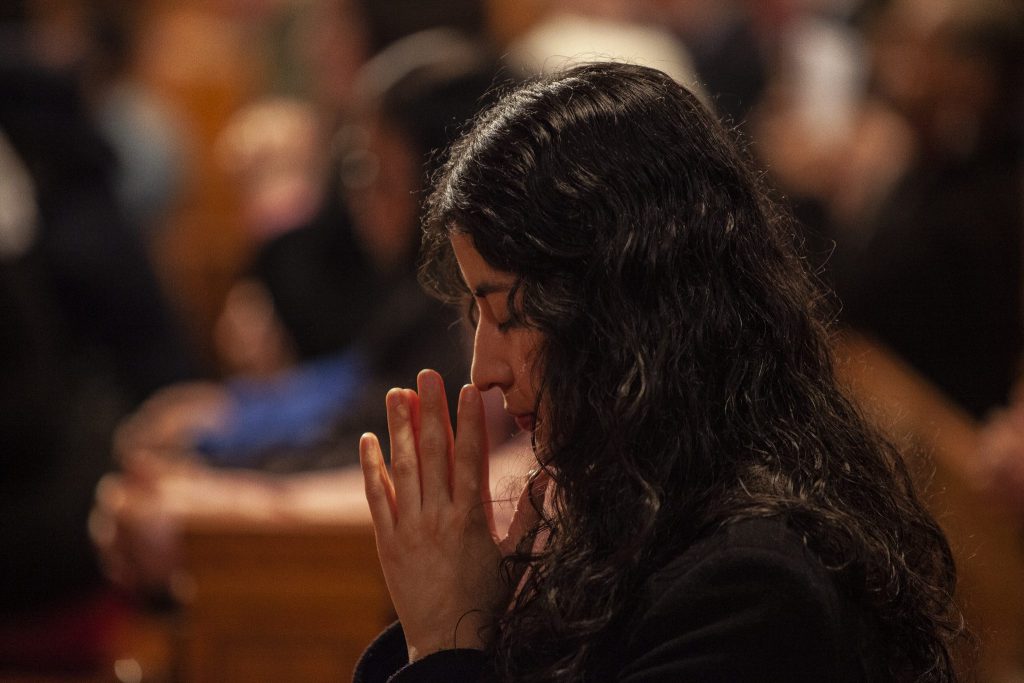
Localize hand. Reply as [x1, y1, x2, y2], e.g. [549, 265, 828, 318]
[977, 404, 1024, 515]
[89, 473, 182, 594]
[113, 381, 231, 461]
[360, 370, 506, 661]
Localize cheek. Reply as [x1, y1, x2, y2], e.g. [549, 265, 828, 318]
[514, 331, 544, 399]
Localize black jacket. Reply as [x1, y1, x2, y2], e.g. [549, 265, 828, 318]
[354, 517, 877, 682]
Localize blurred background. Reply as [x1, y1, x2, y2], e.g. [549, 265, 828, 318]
[1, 0, 1023, 681]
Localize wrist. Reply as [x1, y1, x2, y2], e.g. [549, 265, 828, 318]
[405, 610, 492, 662]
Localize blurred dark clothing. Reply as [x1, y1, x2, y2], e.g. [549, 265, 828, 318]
[0, 256, 117, 612]
[213, 32, 497, 470]
[357, 0, 487, 54]
[251, 166, 379, 361]
[202, 273, 469, 472]
[830, 140, 1024, 417]
[201, 181, 469, 469]
[355, 517, 879, 683]
[676, 17, 767, 128]
[0, 53, 195, 617]
[197, 191, 470, 469]
[0, 60, 196, 404]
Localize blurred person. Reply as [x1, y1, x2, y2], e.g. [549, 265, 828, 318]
[754, 0, 1023, 417]
[5, 0, 190, 245]
[0, 0, 197, 673]
[0, 240, 126, 674]
[106, 0, 499, 474]
[636, 0, 769, 127]
[112, 29, 501, 474]
[747, 0, 877, 227]
[744, 5, 1024, 674]
[214, 0, 494, 376]
[755, 1, 1024, 603]
[82, 0, 189, 244]
[825, 0, 1024, 420]
[356, 0, 488, 57]
[770, 5, 1024, 679]
[211, 96, 333, 376]
[503, 0, 704, 99]
[0, 0, 196, 411]
[211, 0, 378, 378]
[92, 30, 514, 599]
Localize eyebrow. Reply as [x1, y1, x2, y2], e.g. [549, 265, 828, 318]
[472, 281, 512, 298]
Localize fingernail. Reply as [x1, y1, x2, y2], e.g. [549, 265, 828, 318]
[461, 384, 478, 405]
[424, 370, 442, 398]
[358, 434, 374, 462]
[387, 389, 408, 417]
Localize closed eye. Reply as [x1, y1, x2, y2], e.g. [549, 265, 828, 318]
[465, 297, 479, 328]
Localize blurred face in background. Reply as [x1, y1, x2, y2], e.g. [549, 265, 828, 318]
[340, 112, 420, 273]
[869, 0, 1002, 151]
[300, 0, 369, 117]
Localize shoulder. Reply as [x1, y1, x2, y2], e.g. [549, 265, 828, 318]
[647, 515, 834, 597]
[616, 516, 871, 683]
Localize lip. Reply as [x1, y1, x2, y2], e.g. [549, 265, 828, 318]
[513, 413, 536, 432]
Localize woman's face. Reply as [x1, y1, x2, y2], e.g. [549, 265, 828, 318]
[450, 233, 543, 434]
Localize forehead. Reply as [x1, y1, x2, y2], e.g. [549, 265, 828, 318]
[450, 233, 516, 293]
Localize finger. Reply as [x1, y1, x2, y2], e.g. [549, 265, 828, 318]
[405, 386, 423, 461]
[386, 388, 421, 517]
[408, 387, 422, 444]
[360, 433, 396, 536]
[417, 369, 455, 509]
[453, 385, 490, 521]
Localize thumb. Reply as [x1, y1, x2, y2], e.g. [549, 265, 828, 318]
[498, 469, 550, 557]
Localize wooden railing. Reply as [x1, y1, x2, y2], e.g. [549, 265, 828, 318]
[177, 518, 391, 682]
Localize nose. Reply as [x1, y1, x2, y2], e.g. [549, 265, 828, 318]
[470, 321, 513, 394]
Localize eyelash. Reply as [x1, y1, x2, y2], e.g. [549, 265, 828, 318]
[465, 298, 517, 333]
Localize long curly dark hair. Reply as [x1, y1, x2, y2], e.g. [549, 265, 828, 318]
[420, 62, 963, 682]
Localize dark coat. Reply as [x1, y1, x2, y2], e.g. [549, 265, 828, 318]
[354, 516, 877, 682]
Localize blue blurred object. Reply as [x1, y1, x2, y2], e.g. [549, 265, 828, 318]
[195, 350, 368, 465]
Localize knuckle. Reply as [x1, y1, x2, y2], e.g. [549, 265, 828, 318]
[454, 437, 481, 459]
[391, 456, 418, 479]
[456, 469, 479, 493]
[364, 480, 387, 502]
[419, 428, 446, 454]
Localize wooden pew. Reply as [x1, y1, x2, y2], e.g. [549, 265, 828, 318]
[835, 332, 1024, 681]
[177, 517, 391, 682]
[168, 441, 533, 682]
